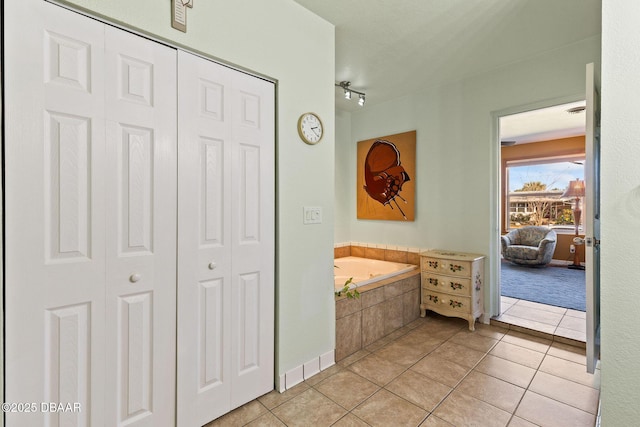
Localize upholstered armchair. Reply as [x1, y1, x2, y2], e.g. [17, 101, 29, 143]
[501, 226, 557, 266]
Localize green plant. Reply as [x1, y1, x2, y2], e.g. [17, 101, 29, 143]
[334, 277, 360, 299]
[510, 213, 531, 224]
[555, 208, 575, 225]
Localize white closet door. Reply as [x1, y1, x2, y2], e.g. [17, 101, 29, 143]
[229, 67, 275, 409]
[176, 51, 233, 426]
[176, 50, 274, 426]
[104, 27, 177, 426]
[5, 3, 178, 426]
[4, 2, 107, 425]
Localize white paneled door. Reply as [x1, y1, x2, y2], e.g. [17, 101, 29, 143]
[5, 3, 107, 425]
[176, 51, 275, 426]
[6, 3, 275, 427]
[5, 2, 177, 426]
[103, 26, 177, 427]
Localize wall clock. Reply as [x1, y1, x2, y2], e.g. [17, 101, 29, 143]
[297, 112, 323, 145]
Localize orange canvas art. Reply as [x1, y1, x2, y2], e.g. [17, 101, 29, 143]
[357, 130, 416, 221]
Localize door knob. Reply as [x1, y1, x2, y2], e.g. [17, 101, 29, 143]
[208, 262, 217, 270]
[129, 273, 142, 283]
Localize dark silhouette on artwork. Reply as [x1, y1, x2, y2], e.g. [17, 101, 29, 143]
[363, 139, 411, 219]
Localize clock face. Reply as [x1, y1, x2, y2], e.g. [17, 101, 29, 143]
[298, 113, 323, 144]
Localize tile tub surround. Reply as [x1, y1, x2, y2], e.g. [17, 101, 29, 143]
[334, 243, 423, 266]
[335, 270, 421, 361]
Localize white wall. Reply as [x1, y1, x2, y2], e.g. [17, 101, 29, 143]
[600, 1, 640, 424]
[335, 109, 352, 243]
[336, 36, 600, 316]
[55, 0, 336, 385]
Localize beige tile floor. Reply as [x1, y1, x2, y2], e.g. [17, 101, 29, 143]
[493, 296, 587, 345]
[205, 314, 599, 427]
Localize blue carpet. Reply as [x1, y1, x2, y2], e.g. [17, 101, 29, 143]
[500, 261, 586, 311]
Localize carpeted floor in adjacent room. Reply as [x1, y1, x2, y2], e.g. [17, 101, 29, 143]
[500, 260, 586, 312]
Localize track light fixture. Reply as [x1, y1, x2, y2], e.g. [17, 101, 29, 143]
[336, 81, 366, 106]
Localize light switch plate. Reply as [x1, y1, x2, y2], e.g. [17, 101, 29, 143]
[303, 206, 322, 224]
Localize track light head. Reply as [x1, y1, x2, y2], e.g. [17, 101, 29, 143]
[335, 81, 366, 106]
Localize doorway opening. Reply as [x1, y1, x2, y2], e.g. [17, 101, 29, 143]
[494, 100, 587, 343]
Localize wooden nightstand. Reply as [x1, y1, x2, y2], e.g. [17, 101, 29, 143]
[420, 249, 485, 331]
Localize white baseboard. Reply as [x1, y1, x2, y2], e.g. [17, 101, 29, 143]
[303, 359, 320, 380]
[319, 349, 335, 370]
[278, 349, 336, 392]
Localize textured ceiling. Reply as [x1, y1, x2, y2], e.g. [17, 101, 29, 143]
[293, 0, 601, 115]
[501, 100, 587, 145]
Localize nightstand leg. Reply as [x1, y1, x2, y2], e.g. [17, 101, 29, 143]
[468, 318, 475, 331]
[420, 308, 426, 318]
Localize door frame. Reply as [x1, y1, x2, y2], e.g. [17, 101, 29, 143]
[489, 93, 586, 319]
[43, 1, 277, 86]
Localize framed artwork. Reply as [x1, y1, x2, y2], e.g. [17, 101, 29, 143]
[357, 130, 416, 221]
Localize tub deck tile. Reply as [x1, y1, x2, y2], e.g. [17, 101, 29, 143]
[350, 246, 365, 257]
[336, 296, 362, 319]
[384, 296, 405, 335]
[362, 303, 386, 347]
[403, 288, 421, 325]
[336, 312, 362, 361]
[385, 249, 408, 263]
[360, 287, 384, 309]
[364, 247, 386, 260]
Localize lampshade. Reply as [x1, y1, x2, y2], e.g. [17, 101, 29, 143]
[561, 179, 585, 198]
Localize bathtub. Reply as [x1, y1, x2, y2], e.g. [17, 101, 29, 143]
[334, 256, 418, 291]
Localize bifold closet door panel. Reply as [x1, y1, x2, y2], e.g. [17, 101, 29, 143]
[104, 27, 177, 427]
[176, 50, 275, 426]
[5, 2, 178, 426]
[4, 2, 107, 425]
[177, 51, 234, 426]
[229, 66, 275, 409]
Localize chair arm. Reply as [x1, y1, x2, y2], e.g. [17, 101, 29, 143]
[500, 235, 511, 253]
[537, 237, 557, 264]
[538, 238, 556, 249]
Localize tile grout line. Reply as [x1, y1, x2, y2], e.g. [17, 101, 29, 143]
[496, 296, 588, 343]
[505, 329, 554, 426]
[333, 319, 471, 425]
[396, 323, 506, 424]
[497, 325, 600, 425]
[321, 318, 449, 426]
[246, 315, 595, 427]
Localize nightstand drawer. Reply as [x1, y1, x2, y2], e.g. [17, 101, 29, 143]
[421, 290, 471, 312]
[421, 274, 471, 296]
[421, 257, 471, 278]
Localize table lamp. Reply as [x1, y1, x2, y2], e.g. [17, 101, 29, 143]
[561, 179, 585, 270]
